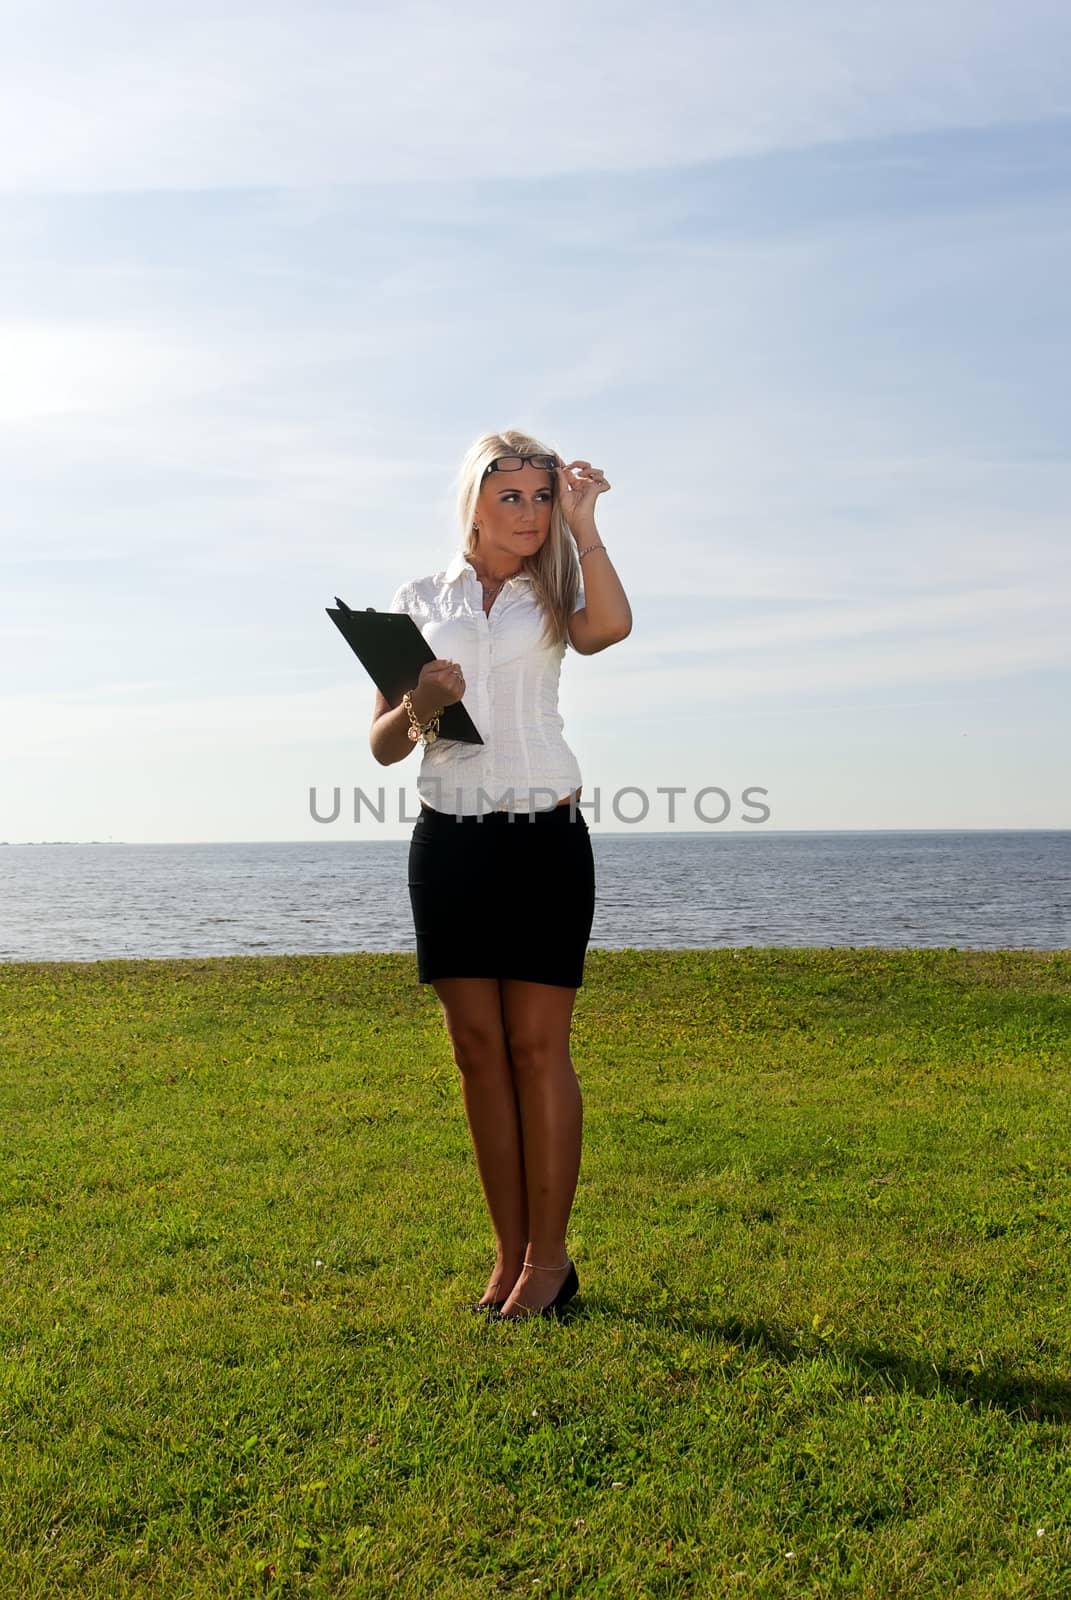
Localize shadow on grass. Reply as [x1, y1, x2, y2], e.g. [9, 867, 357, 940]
[715, 1315, 1069, 1424]
[510, 1300, 1070, 1424]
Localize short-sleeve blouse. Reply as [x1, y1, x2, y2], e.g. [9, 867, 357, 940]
[388, 547, 585, 816]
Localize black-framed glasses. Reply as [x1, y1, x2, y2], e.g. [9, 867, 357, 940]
[482, 453, 558, 479]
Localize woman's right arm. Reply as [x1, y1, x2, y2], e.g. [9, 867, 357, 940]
[369, 661, 465, 766]
[369, 680, 444, 766]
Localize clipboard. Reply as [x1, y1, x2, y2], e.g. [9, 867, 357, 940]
[327, 596, 484, 745]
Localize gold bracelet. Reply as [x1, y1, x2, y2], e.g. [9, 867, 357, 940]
[402, 690, 442, 747]
[577, 541, 607, 561]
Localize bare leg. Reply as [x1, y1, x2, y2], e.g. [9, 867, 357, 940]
[432, 977, 528, 1304]
[496, 980, 582, 1316]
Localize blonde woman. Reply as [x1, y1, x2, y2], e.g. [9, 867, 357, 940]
[370, 430, 632, 1321]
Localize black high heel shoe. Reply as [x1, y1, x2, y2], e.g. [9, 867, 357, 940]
[494, 1259, 579, 1321]
[469, 1298, 507, 1315]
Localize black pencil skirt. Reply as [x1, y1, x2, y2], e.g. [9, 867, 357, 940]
[407, 800, 596, 987]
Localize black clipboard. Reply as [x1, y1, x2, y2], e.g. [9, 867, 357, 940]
[327, 596, 483, 745]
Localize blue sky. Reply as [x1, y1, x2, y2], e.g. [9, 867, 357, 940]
[2, 0, 1069, 840]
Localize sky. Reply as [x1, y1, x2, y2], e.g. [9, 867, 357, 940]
[1, 0, 1069, 841]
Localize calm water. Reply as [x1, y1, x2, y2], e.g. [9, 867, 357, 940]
[0, 833, 1068, 963]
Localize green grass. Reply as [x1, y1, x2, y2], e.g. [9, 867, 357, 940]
[1, 947, 1069, 1599]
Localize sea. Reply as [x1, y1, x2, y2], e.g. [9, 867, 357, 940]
[0, 832, 1068, 963]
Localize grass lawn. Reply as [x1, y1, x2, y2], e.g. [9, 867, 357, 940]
[1, 946, 1069, 1599]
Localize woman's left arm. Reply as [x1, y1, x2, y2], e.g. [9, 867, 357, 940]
[558, 457, 632, 656]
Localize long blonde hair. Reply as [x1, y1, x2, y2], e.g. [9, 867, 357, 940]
[453, 428, 581, 650]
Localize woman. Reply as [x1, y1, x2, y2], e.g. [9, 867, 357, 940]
[369, 429, 632, 1322]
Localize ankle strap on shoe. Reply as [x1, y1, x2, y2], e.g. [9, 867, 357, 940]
[523, 1259, 570, 1270]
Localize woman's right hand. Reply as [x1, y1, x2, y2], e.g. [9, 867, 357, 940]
[416, 658, 466, 710]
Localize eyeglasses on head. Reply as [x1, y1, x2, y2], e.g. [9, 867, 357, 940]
[482, 452, 558, 480]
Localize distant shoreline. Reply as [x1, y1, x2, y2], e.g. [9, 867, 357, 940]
[2, 828, 1068, 846]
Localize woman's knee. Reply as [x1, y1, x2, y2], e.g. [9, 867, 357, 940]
[433, 982, 510, 1076]
[441, 998, 512, 1075]
[499, 982, 577, 1077]
[447, 1018, 511, 1075]
[504, 1027, 572, 1078]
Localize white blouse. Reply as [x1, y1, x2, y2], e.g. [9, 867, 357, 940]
[388, 547, 586, 816]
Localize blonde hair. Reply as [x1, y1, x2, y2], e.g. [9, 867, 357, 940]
[453, 428, 581, 650]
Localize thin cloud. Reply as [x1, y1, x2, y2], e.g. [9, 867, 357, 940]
[1, 1, 1070, 191]
[2, 604, 1066, 758]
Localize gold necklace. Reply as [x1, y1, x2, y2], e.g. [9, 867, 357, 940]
[474, 568, 509, 602]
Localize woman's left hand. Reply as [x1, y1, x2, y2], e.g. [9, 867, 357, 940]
[555, 456, 611, 538]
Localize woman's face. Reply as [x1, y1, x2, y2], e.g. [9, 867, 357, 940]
[475, 461, 554, 563]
